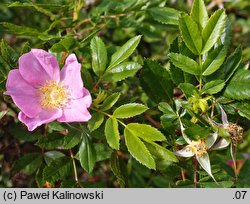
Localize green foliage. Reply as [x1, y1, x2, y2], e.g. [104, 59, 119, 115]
[0, 0, 249, 188]
[79, 135, 96, 174]
[224, 69, 250, 100]
[103, 62, 141, 82]
[90, 36, 107, 77]
[149, 7, 179, 25]
[201, 9, 226, 54]
[101, 93, 120, 111]
[108, 35, 142, 69]
[0, 39, 18, 67]
[168, 53, 201, 75]
[190, 0, 208, 29]
[43, 157, 72, 183]
[202, 80, 225, 95]
[179, 13, 202, 55]
[202, 45, 227, 76]
[36, 133, 65, 149]
[88, 112, 104, 132]
[63, 130, 82, 149]
[12, 153, 42, 175]
[126, 123, 166, 142]
[140, 60, 174, 102]
[50, 37, 77, 53]
[124, 127, 156, 169]
[110, 153, 127, 187]
[105, 117, 120, 150]
[113, 103, 148, 119]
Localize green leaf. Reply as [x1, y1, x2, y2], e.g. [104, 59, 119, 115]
[90, 36, 107, 77]
[144, 141, 178, 163]
[48, 121, 65, 131]
[158, 102, 178, 127]
[0, 110, 7, 120]
[88, 112, 104, 132]
[113, 103, 148, 119]
[224, 70, 250, 100]
[8, 1, 57, 19]
[149, 7, 179, 25]
[110, 153, 127, 187]
[0, 39, 18, 67]
[158, 102, 176, 115]
[179, 83, 198, 98]
[43, 157, 72, 183]
[237, 160, 250, 187]
[168, 53, 201, 75]
[179, 13, 202, 55]
[36, 133, 64, 149]
[201, 9, 226, 54]
[63, 130, 82, 149]
[12, 153, 42, 175]
[79, 28, 102, 48]
[105, 117, 120, 150]
[202, 80, 225, 95]
[79, 135, 96, 174]
[140, 59, 174, 102]
[221, 18, 232, 49]
[101, 93, 120, 111]
[50, 37, 77, 52]
[202, 45, 227, 76]
[103, 62, 141, 82]
[184, 124, 211, 140]
[1, 22, 41, 37]
[94, 144, 112, 162]
[35, 164, 46, 187]
[124, 128, 155, 169]
[82, 67, 93, 90]
[231, 103, 250, 120]
[8, 123, 41, 142]
[44, 151, 65, 165]
[126, 123, 166, 142]
[0, 55, 10, 77]
[223, 47, 242, 82]
[205, 47, 242, 82]
[108, 35, 141, 69]
[190, 0, 209, 29]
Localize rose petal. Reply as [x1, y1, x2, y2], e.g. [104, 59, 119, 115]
[174, 146, 195, 157]
[208, 118, 224, 128]
[81, 87, 92, 108]
[179, 120, 192, 144]
[19, 49, 60, 87]
[60, 54, 83, 99]
[205, 132, 218, 149]
[210, 138, 230, 150]
[57, 97, 91, 122]
[18, 109, 62, 131]
[196, 153, 217, 183]
[219, 104, 229, 126]
[6, 70, 42, 117]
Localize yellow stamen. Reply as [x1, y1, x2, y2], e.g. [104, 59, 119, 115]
[188, 140, 207, 157]
[39, 80, 68, 110]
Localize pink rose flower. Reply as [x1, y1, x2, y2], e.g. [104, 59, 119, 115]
[6, 49, 92, 131]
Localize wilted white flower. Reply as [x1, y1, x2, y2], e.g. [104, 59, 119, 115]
[175, 121, 218, 181]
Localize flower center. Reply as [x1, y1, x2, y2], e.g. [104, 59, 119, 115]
[226, 123, 243, 146]
[189, 140, 207, 157]
[39, 80, 69, 110]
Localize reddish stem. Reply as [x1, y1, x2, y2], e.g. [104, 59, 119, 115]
[144, 114, 161, 129]
[193, 157, 198, 188]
